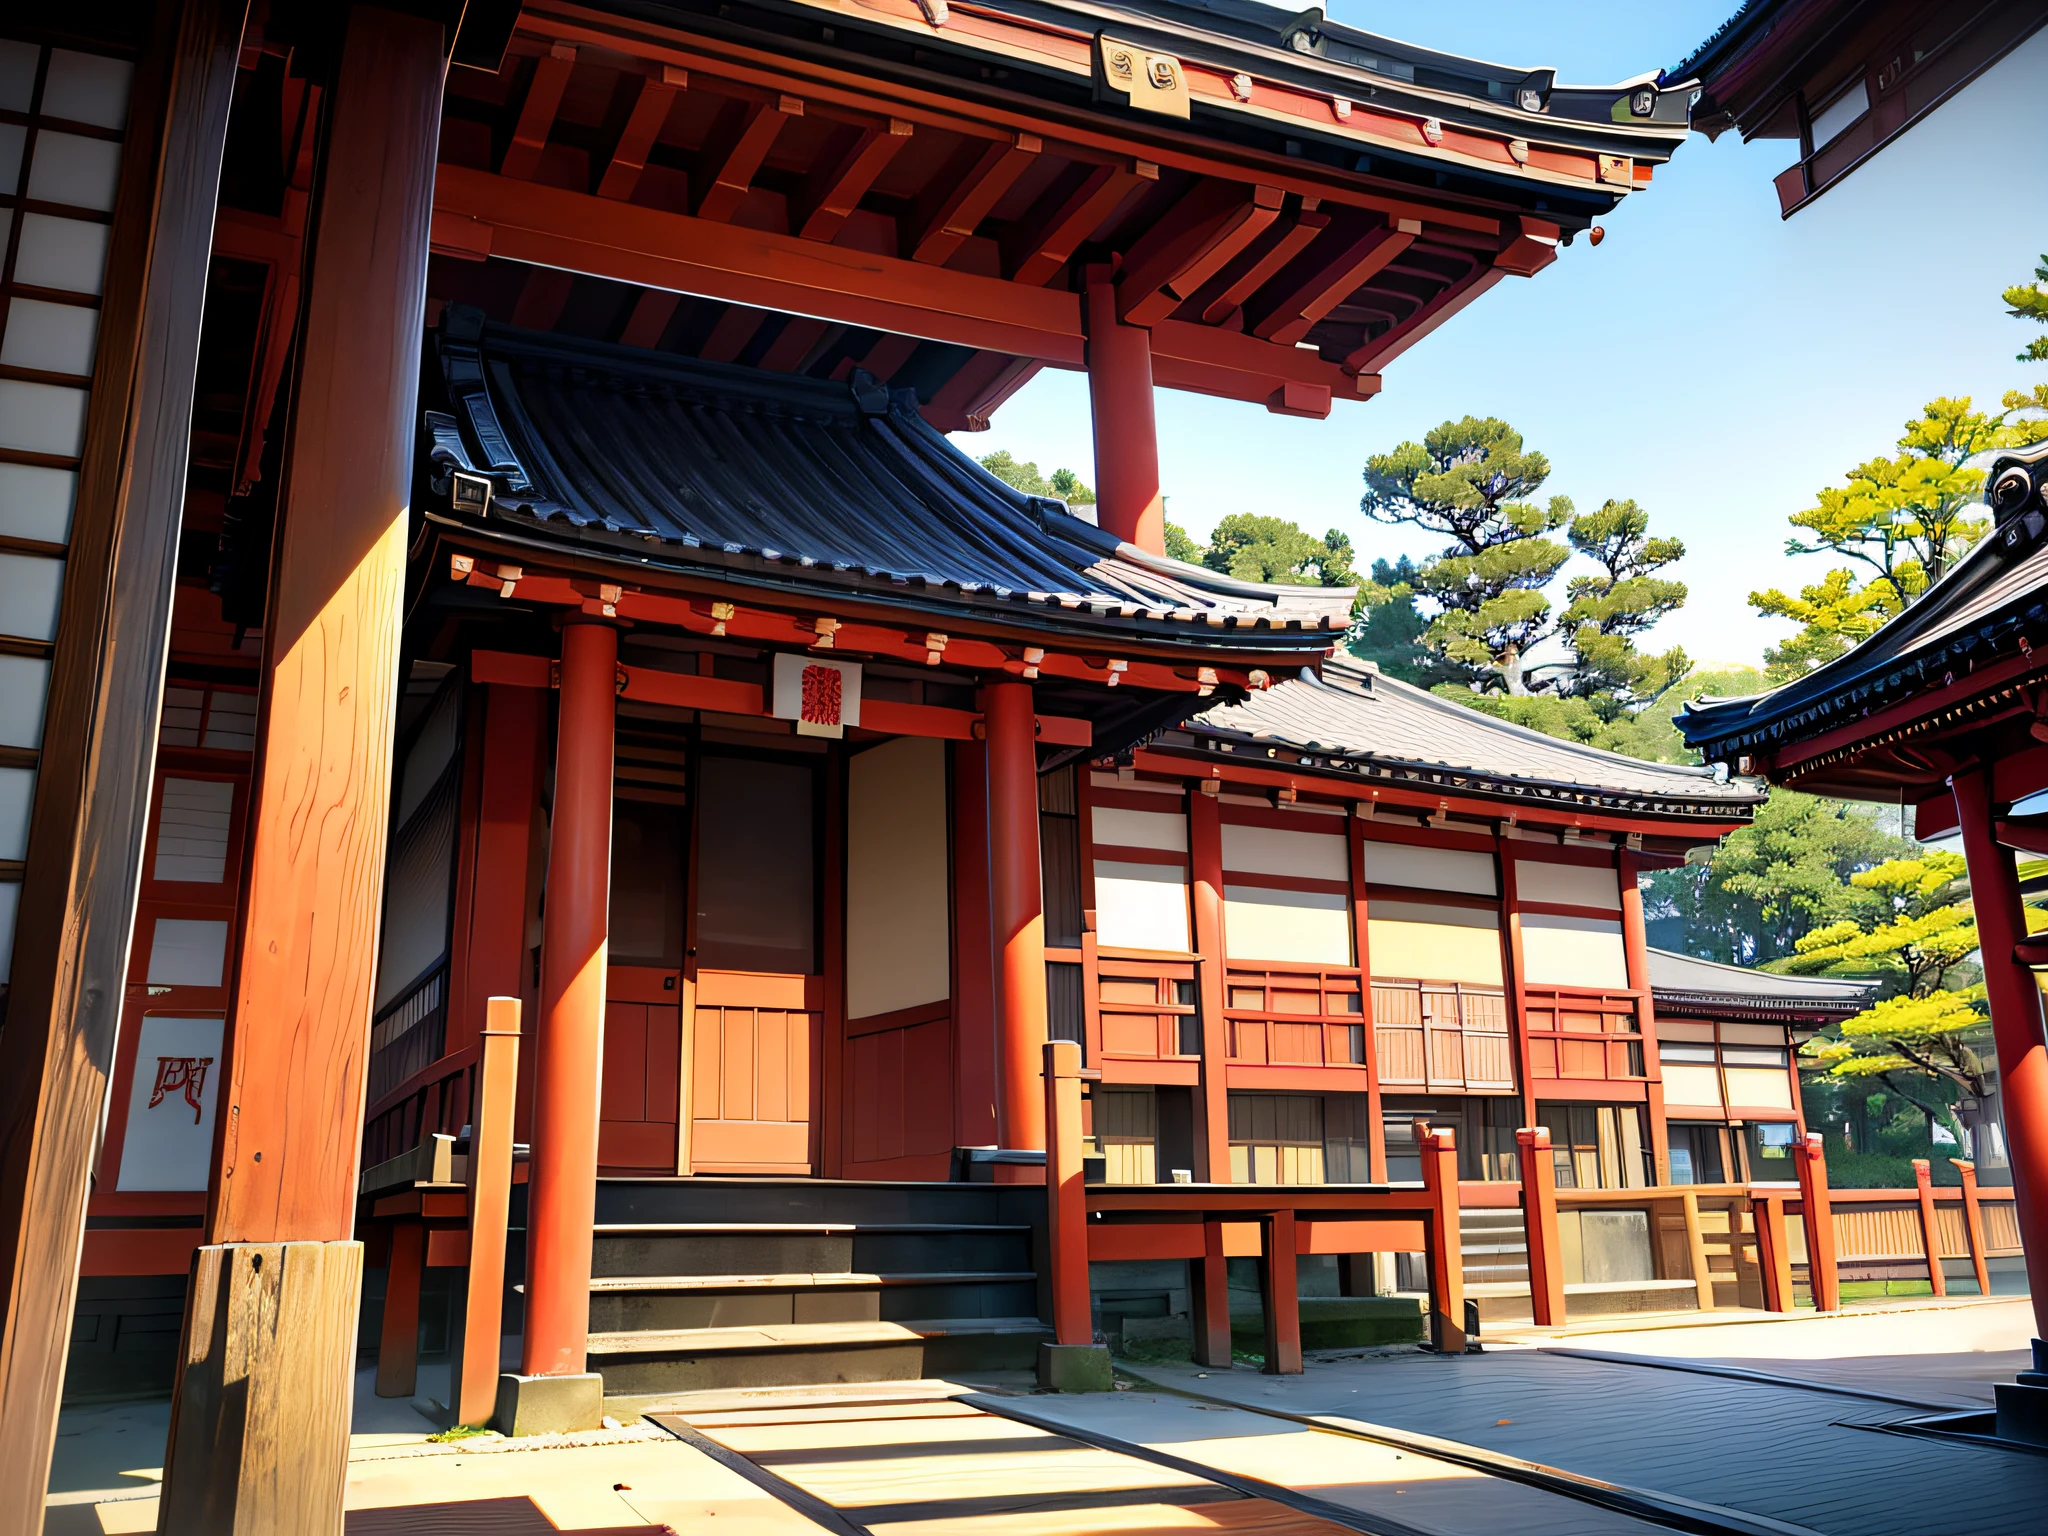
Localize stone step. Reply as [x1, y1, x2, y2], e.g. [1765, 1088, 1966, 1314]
[584, 1269, 1038, 1292]
[588, 1315, 1047, 1398]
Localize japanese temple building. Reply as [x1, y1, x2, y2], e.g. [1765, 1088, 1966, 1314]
[0, 0, 1722, 1516]
[1682, 437, 2048, 1441]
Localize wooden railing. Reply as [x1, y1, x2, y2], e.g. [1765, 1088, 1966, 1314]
[1825, 1158, 2015, 1298]
[1522, 986, 1644, 1082]
[1225, 962, 1367, 1070]
[1371, 979, 1511, 1091]
[1091, 950, 1200, 1062]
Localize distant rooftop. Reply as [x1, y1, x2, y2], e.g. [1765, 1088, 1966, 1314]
[1651, 946, 1875, 1024]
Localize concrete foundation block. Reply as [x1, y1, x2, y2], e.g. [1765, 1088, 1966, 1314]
[1037, 1342, 1113, 1393]
[1994, 1379, 2048, 1446]
[494, 1371, 605, 1435]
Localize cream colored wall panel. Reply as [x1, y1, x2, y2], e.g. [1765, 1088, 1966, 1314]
[1724, 1067, 1795, 1109]
[1514, 857, 1621, 910]
[1096, 859, 1191, 952]
[1721, 1022, 1793, 1047]
[1093, 804, 1188, 852]
[1362, 839, 1495, 895]
[1223, 884, 1351, 964]
[1522, 912, 1630, 988]
[1221, 821, 1348, 880]
[1657, 1019, 1717, 1042]
[847, 735, 951, 1019]
[1366, 901, 1503, 985]
[1661, 1064, 1725, 1110]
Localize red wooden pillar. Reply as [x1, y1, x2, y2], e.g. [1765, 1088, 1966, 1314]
[456, 998, 522, 1426]
[1618, 850, 1670, 1185]
[984, 682, 1048, 1153]
[375, 1221, 427, 1399]
[953, 741, 998, 1149]
[1191, 1218, 1232, 1366]
[159, 9, 444, 1526]
[1953, 1159, 1993, 1297]
[1418, 1121, 1466, 1353]
[1516, 1126, 1565, 1327]
[1259, 1209, 1303, 1374]
[1084, 277, 1165, 554]
[1043, 1040, 1091, 1344]
[455, 686, 542, 1052]
[1793, 1131, 1839, 1311]
[1753, 1195, 1794, 1312]
[1912, 1158, 1948, 1297]
[1188, 785, 1230, 1181]
[1952, 766, 2048, 1333]
[524, 621, 617, 1384]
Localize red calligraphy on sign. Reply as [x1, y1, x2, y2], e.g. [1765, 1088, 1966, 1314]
[148, 1055, 214, 1125]
[800, 664, 842, 727]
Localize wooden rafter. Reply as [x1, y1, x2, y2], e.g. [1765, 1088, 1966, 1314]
[500, 41, 577, 181]
[911, 131, 1041, 266]
[925, 350, 1042, 431]
[596, 67, 684, 200]
[1116, 184, 1282, 326]
[1005, 160, 1154, 286]
[618, 288, 680, 348]
[1343, 263, 1502, 376]
[700, 303, 769, 362]
[509, 265, 575, 330]
[696, 93, 802, 223]
[1196, 207, 1326, 325]
[1247, 218, 1419, 345]
[830, 331, 922, 384]
[757, 315, 835, 371]
[799, 118, 914, 242]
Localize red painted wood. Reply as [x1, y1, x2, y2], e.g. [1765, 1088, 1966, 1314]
[1259, 1209, 1302, 1374]
[1516, 1127, 1565, 1327]
[952, 741, 998, 1150]
[985, 683, 1048, 1150]
[1084, 279, 1164, 552]
[456, 1000, 519, 1426]
[1192, 1219, 1231, 1366]
[524, 622, 616, 1378]
[375, 1221, 425, 1399]
[1953, 766, 2048, 1333]
[1753, 1194, 1794, 1313]
[1911, 1158, 1947, 1298]
[1418, 1122, 1465, 1353]
[1043, 1041, 1091, 1346]
[1953, 1159, 1993, 1296]
[1792, 1132, 1840, 1312]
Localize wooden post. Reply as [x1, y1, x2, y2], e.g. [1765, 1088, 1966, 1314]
[1951, 767, 2048, 1332]
[1084, 275, 1165, 553]
[0, 3, 243, 1516]
[1351, 817, 1386, 1182]
[1793, 1131, 1839, 1312]
[952, 741, 999, 1150]
[1188, 785, 1230, 1182]
[1515, 1127, 1565, 1327]
[1953, 1158, 1993, 1298]
[984, 681, 1048, 1152]
[1417, 1120, 1466, 1353]
[453, 687, 542, 1054]
[375, 1221, 427, 1398]
[1191, 1218, 1232, 1366]
[455, 999, 521, 1426]
[1912, 1158, 1948, 1297]
[524, 621, 617, 1381]
[1753, 1195, 1794, 1313]
[1499, 855, 1540, 1138]
[1043, 1040, 1091, 1345]
[1681, 1191, 1717, 1313]
[158, 9, 445, 1527]
[1258, 1208, 1303, 1374]
[1618, 850, 1671, 1185]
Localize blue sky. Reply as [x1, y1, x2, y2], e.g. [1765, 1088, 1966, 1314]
[961, 4, 2048, 668]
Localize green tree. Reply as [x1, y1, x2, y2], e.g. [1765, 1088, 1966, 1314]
[1346, 556, 1457, 686]
[1163, 521, 1202, 563]
[1784, 852, 1995, 1142]
[1362, 416, 1571, 694]
[1751, 567, 1908, 683]
[1557, 499, 1689, 704]
[2001, 255, 2048, 443]
[978, 450, 1094, 504]
[1642, 790, 1912, 965]
[1201, 513, 1355, 587]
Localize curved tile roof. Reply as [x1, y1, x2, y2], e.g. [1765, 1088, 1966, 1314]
[1650, 946, 1874, 1022]
[1185, 653, 1761, 818]
[422, 308, 1352, 648]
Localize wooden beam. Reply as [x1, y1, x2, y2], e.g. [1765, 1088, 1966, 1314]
[923, 349, 1038, 431]
[1149, 317, 1376, 407]
[700, 303, 768, 363]
[1343, 262, 1504, 377]
[696, 93, 801, 223]
[500, 41, 576, 181]
[434, 162, 1085, 365]
[0, 2, 242, 1521]
[1248, 218, 1418, 345]
[618, 287, 680, 349]
[799, 117, 913, 242]
[757, 314, 833, 372]
[509, 264, 575, 330]
[596, 68, 683, 201]
[1118, 184, 1283, 327]
[1199, 207, 1326, 324]
[912, 131, 1040, 266]
[1007, 160, 1153, 287]
[831, 330, 921, 384]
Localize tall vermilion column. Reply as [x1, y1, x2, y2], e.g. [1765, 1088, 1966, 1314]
[1188, 787, 1230, 1181]
[1951, 767, 2048, 1334]
[1084, 278, 1165, 554]
[983, 682, 1048, 1152]
[524, 622, 618, 1379]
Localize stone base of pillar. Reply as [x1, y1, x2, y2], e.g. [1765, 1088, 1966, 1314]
[495, 1371, 605, 1435]
[159, 1241, 363, 1533]
[1994, 1339, 2048, 1445]
[1036, 1342, 1113, 1393]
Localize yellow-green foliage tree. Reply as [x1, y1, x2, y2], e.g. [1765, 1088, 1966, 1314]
[1780, 852, 1999, 1139]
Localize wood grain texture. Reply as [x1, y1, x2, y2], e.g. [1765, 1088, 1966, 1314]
[0, 3, 244, 1524]
[211, 5, 444, 1247]
[455, 1002, 519, 1426]
[158, 1240, 363, 1534]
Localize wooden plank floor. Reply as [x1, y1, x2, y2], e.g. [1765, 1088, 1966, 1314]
[652, 1388, 1361, 1535]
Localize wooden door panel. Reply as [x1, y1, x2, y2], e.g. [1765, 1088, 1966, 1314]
[601, 1003, 648, 1122]
[599, 992, 680, 1171]
[690, 997, 819, 1172]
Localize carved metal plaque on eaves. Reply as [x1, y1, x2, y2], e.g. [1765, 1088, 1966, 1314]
[1097, 34, 1190, 120]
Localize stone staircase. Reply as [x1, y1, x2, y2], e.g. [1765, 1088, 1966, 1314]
[1460, 1205, 1535, 1324]
[528, 1178, 1051, 1404]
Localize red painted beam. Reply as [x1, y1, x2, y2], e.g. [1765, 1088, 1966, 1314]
[501, 42, 577, 181]
[597, 70, 683, 201]
[1249, 219, 1419, 345]
[799, 118, 914, 242]
[1008, 161, 1155, 287]
[696, 94, 803, 223]
[1198, 208, 1327, 325]
[1119, 184, 1283, 327]
[618, 288, 680, 349]
[913, 132, 1043, 267]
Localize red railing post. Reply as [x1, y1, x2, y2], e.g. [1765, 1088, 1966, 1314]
[1753, 1194, 1794, 1312]
[455, 998, 520, 1426]
[1043, 1039, 1091, 1346]
[1259, 1209, 1302, 1374]
[1417, 1120, 1466, 1353]
[1953, 1158, 1993, 1297]
[1913, 1158, 1947, 1297]
[374, 1219, 426, 1399]
[1192, 1219, 1232, 1367]
[1515, 1127, 1564, 1327]
[1793, 1131, 1839, 1312]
